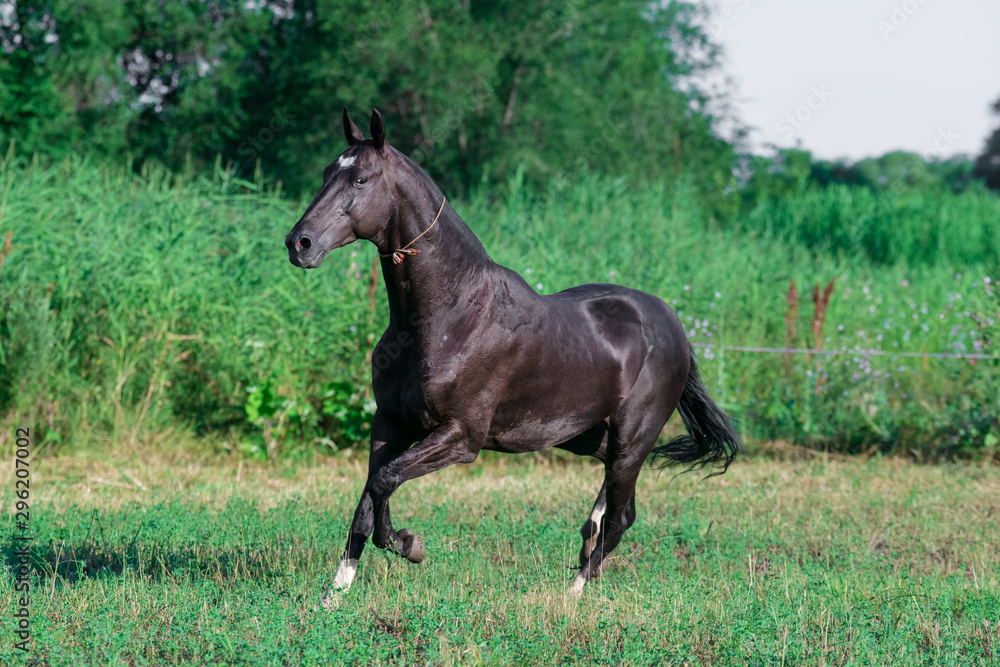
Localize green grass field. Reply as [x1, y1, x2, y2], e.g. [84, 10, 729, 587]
[1, 152, 998, 664]
[2, 451, 997, 665]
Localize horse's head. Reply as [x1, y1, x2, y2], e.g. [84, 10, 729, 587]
[285, 108, 398, 268]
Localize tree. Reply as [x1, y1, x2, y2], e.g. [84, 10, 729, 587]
[974, 95, 1000, 191]
[0, 0, 735, 197]
[0, 0, 79, 155]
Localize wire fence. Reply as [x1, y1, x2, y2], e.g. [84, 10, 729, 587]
[688, 341, 998, 361]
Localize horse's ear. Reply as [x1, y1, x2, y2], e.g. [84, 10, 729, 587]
[370, 108, 386, 152]
[343, 107, 365, 146]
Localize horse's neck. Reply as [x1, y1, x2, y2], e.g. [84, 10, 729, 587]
[378, 197, 493, 334]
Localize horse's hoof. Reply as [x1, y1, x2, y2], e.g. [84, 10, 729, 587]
[398, 529, 425, 564]
[318, 589, 343, 610]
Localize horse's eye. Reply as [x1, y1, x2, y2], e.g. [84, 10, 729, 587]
[354, 177, 368, 187]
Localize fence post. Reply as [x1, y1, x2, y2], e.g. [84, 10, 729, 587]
[810, 279, 836, 395]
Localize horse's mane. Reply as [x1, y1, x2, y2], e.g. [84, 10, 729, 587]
[388, 146, 445, 200]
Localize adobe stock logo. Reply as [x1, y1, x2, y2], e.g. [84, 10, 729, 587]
[775, 86, 833, 141]
[237, 109, 296, 164]
[924, 126, 959, 160]
[706, 0, 755, 39]
[877, 0, 932, 40]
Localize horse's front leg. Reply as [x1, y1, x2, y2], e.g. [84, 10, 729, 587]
[369, 419, 481, 560]
[323, 413, 408, 606]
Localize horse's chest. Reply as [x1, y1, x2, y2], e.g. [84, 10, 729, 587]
[370, 344, 451, 430]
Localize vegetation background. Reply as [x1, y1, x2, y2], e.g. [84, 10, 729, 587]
[1, 2, 999, 665]
[2, 0, 997, 460]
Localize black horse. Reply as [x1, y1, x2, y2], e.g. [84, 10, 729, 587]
[285, 109, 739, 602]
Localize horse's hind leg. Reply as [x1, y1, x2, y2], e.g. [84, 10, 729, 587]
[579, 482, 607, 565]
[570, 445, 645, 595]
[570, 364, 682, 594]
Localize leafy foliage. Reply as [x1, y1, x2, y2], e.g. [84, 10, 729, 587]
[0, 153, 997, 459]
[975, 95, 1000, 191]
[0, 0, 734, 197]
[2, 0, 999, 459]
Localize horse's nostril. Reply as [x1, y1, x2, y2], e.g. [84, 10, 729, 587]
[299, 236, 312, 250]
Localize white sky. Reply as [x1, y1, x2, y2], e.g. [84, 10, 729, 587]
[699, 0, 1000, 162]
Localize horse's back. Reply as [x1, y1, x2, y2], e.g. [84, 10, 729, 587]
[544, 283, 685, 349]
[480, 281, 687, 451]
[543, 282, 690, 408]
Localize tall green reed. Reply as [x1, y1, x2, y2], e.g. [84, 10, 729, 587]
[0, 151, 996, 458]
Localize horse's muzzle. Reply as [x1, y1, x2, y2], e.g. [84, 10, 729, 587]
[285, 231, 326, 269]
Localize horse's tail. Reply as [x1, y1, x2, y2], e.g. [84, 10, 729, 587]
[650, 351, 740, 476]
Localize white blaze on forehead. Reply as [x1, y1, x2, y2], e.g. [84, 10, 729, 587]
[335, 155, 356, 171]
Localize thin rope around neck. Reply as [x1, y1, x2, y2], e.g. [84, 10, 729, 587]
[382, 195, 447, 264]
